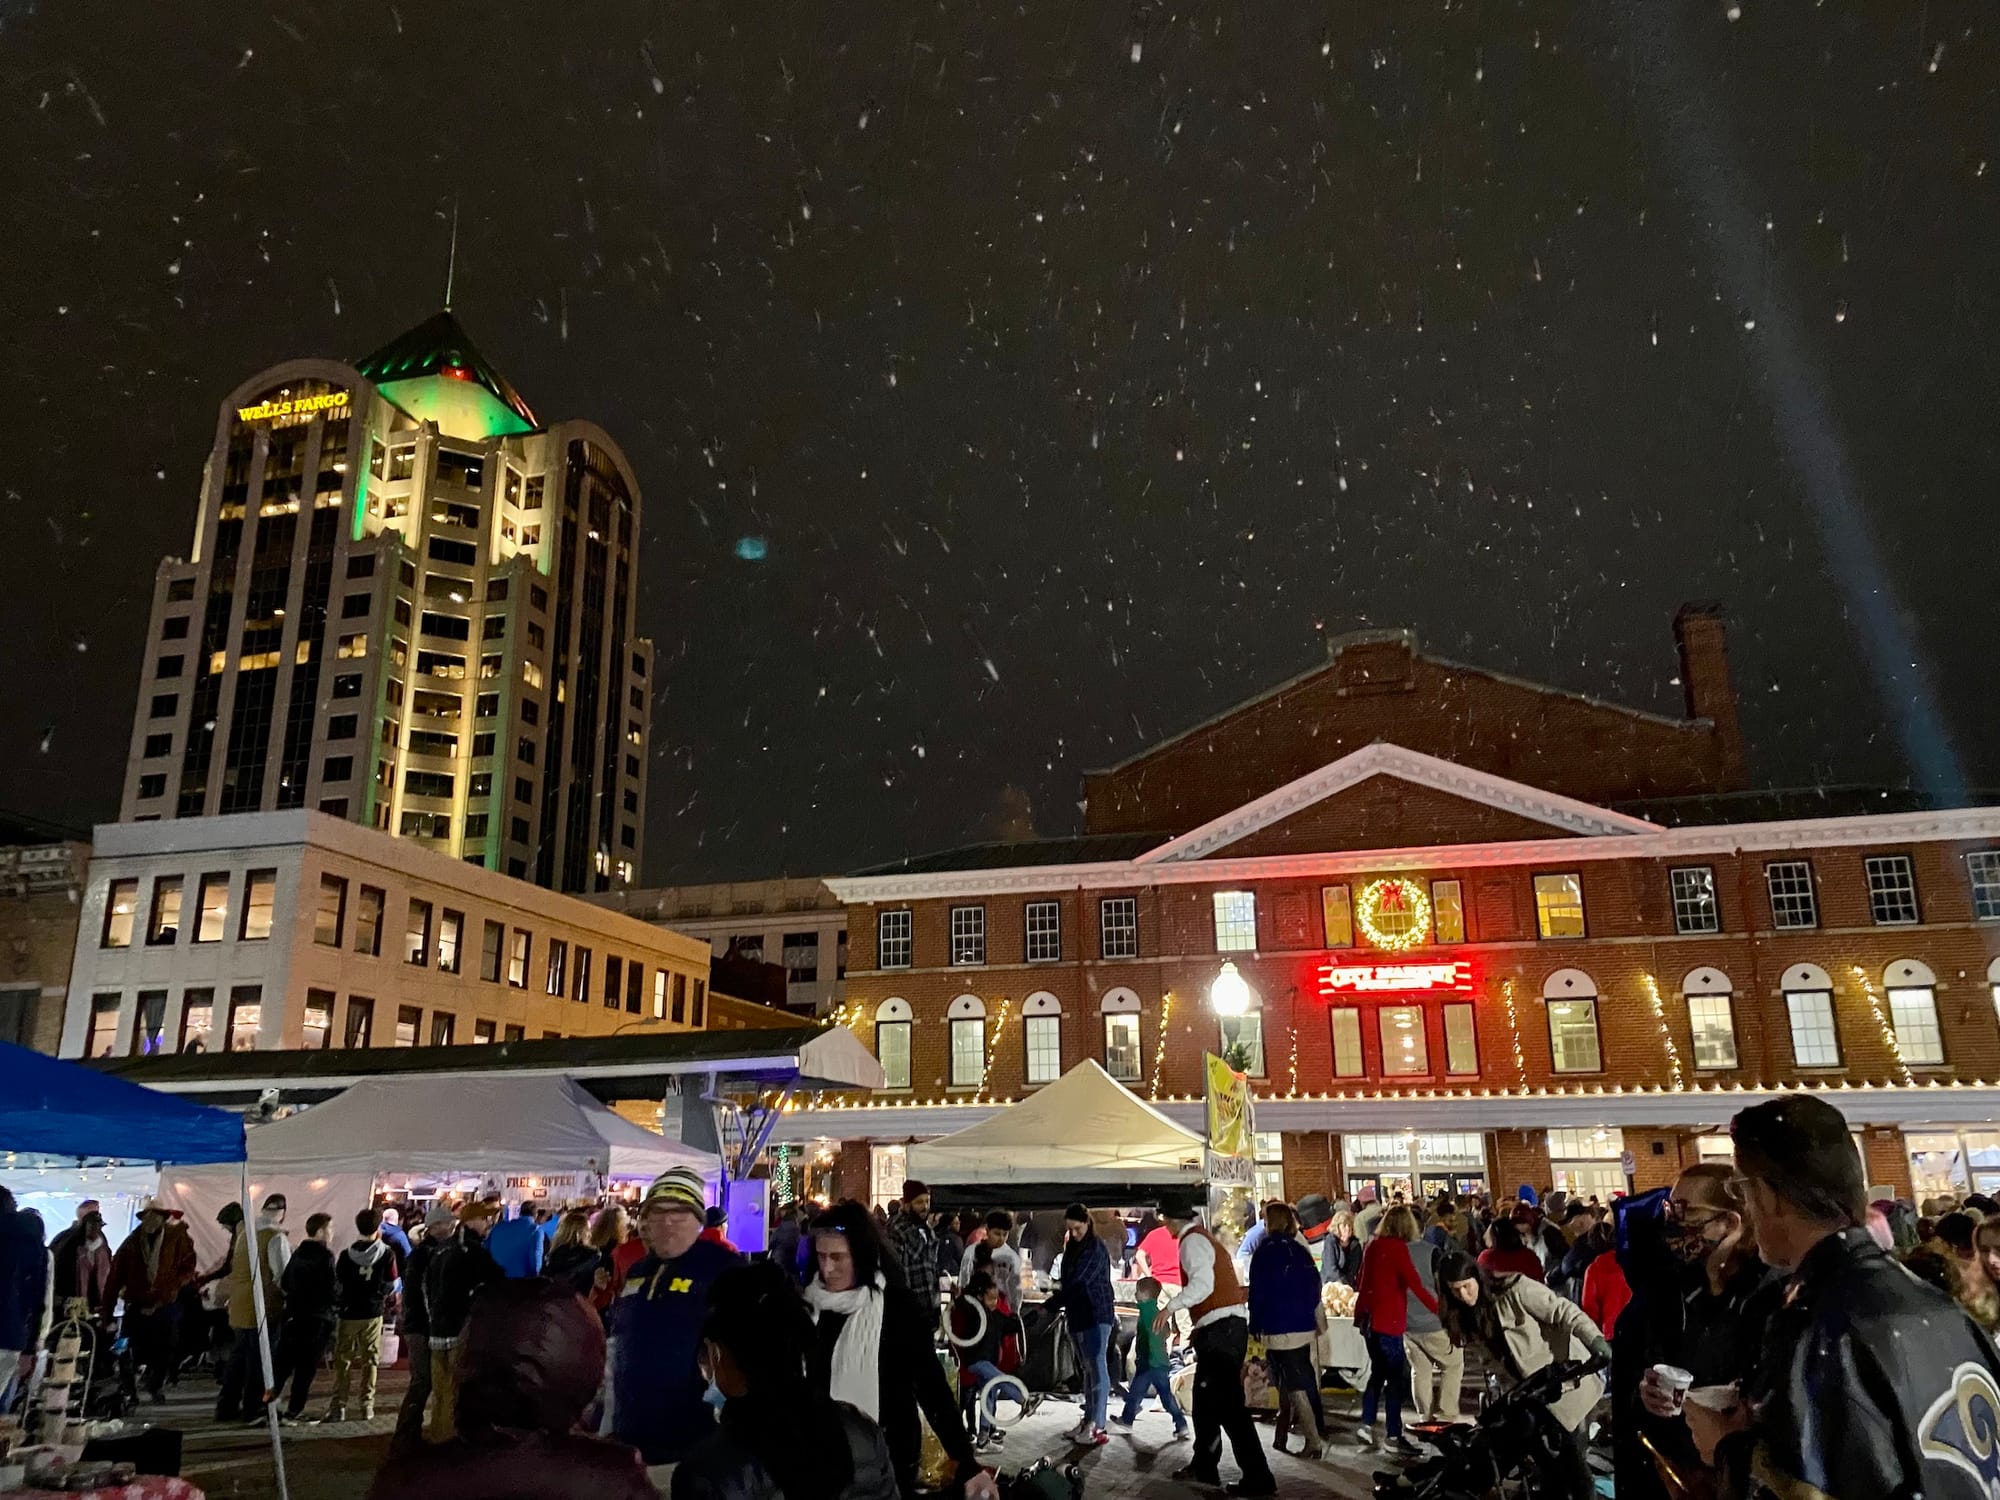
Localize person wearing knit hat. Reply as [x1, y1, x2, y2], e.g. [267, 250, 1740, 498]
[390, 1206, 459, 1452]
[419, 1198, 502, 1442]
[605, 1166, 743, 1470]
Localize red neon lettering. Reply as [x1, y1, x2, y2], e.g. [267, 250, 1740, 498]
[1316, 960, 1471, 996]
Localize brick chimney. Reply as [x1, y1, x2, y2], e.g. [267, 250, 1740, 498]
[1673, 603, 1747, 790]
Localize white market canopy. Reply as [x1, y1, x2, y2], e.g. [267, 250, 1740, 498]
[906, 1059, 1207, 1208]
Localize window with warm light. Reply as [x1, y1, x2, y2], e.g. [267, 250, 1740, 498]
[437, 909, 465, 973]
[343, 996, 374, 1049]
[1431, 881, 1465, 944]
[405, 900, 433, 966]
[226, 986, 261, 1053]
[1533, 874, 1585, 939]
[1546, 998, 1602, 1073]
[302, 990, 334, 1050]
[1687, 994, 1738, 1069]
[311, 875, 345, 947]
[1379, 1006, 1428, 1076]
[1330, 1009, 1364, 1077]
[86, 994, 121, 1058]
[240, 869, 276, 941]
[353, 886, 384, 956]
[1213, 891, 1257, 952]
[546, 939, 568, 996]
[481, 920, 504, 982]
[431, 1012, 456, 1047]
[1443, 1002, 1478, 1074]
[509, 929, 531, 988]
[394, 1005, 421, 1048]
[177, 989, 214, 1053]
[190, 873, 229, 944]
[876, 999, 912, 1089]
[148, 876, 184, 946]
[1321, 886, 1353, 948]
[102, 879, 138, 948]
[130, 992, 167, 1058]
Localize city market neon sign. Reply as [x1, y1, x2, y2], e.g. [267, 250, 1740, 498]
[236, 390, 350, 424]
[1317, 959, 1472, 997]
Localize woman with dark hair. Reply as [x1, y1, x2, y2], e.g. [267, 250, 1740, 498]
[1435, 1251, 1609, 1500]
[364, 1276, 653, 1500]
[1247, 1202, 1326, 1458]
[803, 1202, 995, 1500]
[673, 1261, 899, 1500]
[1477, 1216, 1546, 1281]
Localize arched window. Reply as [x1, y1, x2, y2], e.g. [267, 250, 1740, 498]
[1884, 960, 1944, 1066]
[1778, 965, 1839, 1069]
[874, 998, 912, 1090]
[1541, 969, 1601, 1074]
[1216, 975, 1265, 1078]
[947, 994, 987, 1088]
[1022, 992, 1063, 1085]
[1681, 967, 1738, 1071]
[1100, 987, 1143, 1083]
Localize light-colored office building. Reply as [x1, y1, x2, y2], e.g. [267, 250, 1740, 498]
[603, 877, 846, 1016]
[0, 821, 92, 1054]
[119, 311, 652, 895]
[61, 811, 711, 1059]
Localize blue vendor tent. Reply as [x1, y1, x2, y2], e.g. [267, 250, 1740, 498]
[0, 1040, 245, 1164]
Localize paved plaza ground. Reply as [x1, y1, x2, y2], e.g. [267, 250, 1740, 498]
[153, 1365, 1401, 1500]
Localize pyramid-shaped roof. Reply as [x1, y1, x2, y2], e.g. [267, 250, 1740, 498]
[356, 310, 538, 435]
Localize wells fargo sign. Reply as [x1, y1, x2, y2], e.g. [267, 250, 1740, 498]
[236, 389, 350, 424]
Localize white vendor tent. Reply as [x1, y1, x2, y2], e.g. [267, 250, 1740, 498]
[160, 1073, 713, 1259]
[907, 1059, 1207, 1209]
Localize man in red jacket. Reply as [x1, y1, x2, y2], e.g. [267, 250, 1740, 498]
[106, 1200, 200, 1402]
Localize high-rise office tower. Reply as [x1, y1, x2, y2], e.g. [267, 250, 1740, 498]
[120, 311, 652, 894]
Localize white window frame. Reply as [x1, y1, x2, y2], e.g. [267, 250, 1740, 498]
[1766, 861, 1819, 930]
[1102, 988, 1143, 1081]
[1785, 990, 1841, 1068]
[948, 995, 988, 1087]
[1219, 1009, 1266, 1077]
[1443, 1001, 1478, 1075]
[1431, 880, 1465, 944]
[1024, 993, 1063, 1084]
[878, 908, 913, 970]
[875, 998, 913, 1089]
[1885, 961, 1944, 1065]
[1213, 890, 1257, 952]
[1025, 901, 1061, 964]
[1099, 897, 1138, 960]
[1330, 1008, 1364, 1077]
[1969, 851, 2000, 921]
[949, 905, 987, 967]
[1670, 866, 1721, 935]
[1687, 994, 1739, 1070]
[1546, 999, 1602, 1073]
[1533, 873, 1586, 939]
[1864, 855, 1920, 926]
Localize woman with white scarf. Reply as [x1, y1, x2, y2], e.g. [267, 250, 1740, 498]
[803, 1202, 995, 1500]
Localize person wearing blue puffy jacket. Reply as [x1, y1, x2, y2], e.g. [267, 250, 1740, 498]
[1248, 1202, 1327, 1459]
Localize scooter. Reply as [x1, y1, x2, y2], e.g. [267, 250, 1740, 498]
[1373, 1356, 1607, 1500]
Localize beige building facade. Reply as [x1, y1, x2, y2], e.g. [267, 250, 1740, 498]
[602, 876, 847, 1015]
[62, 811, 710, 1059]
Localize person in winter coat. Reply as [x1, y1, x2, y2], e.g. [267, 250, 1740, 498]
[767, 1203, 805, 1282]
[884, 1181, 940, 1331]
[326, 1208, 398, 1421]
[375, 1206, 412, 1267]
[1056, 1202, 1117, 1445]
[673, 1260, 900, 1500]
[105, 1199, 199, 1402]
[1691, 1096, 2000, 1500]
[216, 1194, 292, 1422]
[274, 1213, 339, 1421]
[0, 1188, 48, 1411]
[390, 1204, 456, 1455]
[1353, 1204, 1440, 1457]
[47, 1209, 114, 1322]
[423, 1199, 504, 1441]
[958, 1211, 1024, 1311]
[1320, 1210, 1364, 1288]
[485, 1203, 546, 1280]
[1248, 1202, 1328, 1459]
[1403, 1229, 1462, 1425]
[1576, 1223, 1630, 1337]
[949, 1271, 1025, 1449]
[1437, 1251, 1610, 1500]
[804, 1201, 993, 1500]
[1478, 1217, 1547, 1281]
[542, 1209, 606, 1300]
[604, 1168, 744, 1470]
[364, 1275, 654, 1500]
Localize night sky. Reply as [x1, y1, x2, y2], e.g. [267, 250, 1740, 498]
[2, 2, 1996, 882]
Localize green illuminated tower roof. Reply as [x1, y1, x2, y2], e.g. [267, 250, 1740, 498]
[356, 310, 539, 440]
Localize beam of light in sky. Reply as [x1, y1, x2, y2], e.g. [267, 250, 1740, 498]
[1616, 4, 1966, 801]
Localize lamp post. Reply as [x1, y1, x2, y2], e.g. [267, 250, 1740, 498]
[1209, 961, 1251, 1016]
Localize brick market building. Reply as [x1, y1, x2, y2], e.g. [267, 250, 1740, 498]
[778, 611, 2000, 1211]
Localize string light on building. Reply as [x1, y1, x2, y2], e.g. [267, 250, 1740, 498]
[1355, 877, 1432, 952]
[1639, 973, 1686, 1092]
[1501, 977, 1528, 1090]
[1287, 1017, 1300, 1098]
[1851, 965, 1913, 1087]
[975, 995, 1013, 1102]
[1151, 989, 1176, 1099]
[773, 1142, 794, 1201]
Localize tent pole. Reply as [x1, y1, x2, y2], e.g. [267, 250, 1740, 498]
[241, 1157, 291, 1500]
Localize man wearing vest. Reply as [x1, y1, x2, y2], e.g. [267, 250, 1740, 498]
[1153, 1192, 1276, 1496]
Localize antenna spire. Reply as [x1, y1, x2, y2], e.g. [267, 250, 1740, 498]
[444, 200, 459, 311]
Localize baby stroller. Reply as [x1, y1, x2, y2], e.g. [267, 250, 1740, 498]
[1375, 1357, 1606, 1500]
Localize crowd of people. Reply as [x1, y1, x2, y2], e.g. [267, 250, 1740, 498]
[5, 1095, 2000, 1500]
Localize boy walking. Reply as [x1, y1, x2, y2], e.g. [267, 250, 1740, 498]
[1110, 1276, 1189, 1440]
[325, 1208, 396, 1421]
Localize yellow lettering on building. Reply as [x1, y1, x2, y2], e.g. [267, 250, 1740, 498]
[236, 389, 351, 425]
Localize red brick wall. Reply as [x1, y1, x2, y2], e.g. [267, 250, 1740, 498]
[1217, 777, 1585, 858]
[1083, 623, 1743, 837]
[1492, 1130, 1554, 1200]
[1281, 1131, 1337, 1202]
[1862, 1126, 1913, 1199]
[1620, 1129, 1685, 1194]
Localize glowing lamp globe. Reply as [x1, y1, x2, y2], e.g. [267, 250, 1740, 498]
[1210, 961, 1252, 1017]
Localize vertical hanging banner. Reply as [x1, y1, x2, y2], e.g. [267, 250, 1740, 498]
[1204, 1051, 1256, 1185]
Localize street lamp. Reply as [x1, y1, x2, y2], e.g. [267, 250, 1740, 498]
[1209, 961, 1251, 1017]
